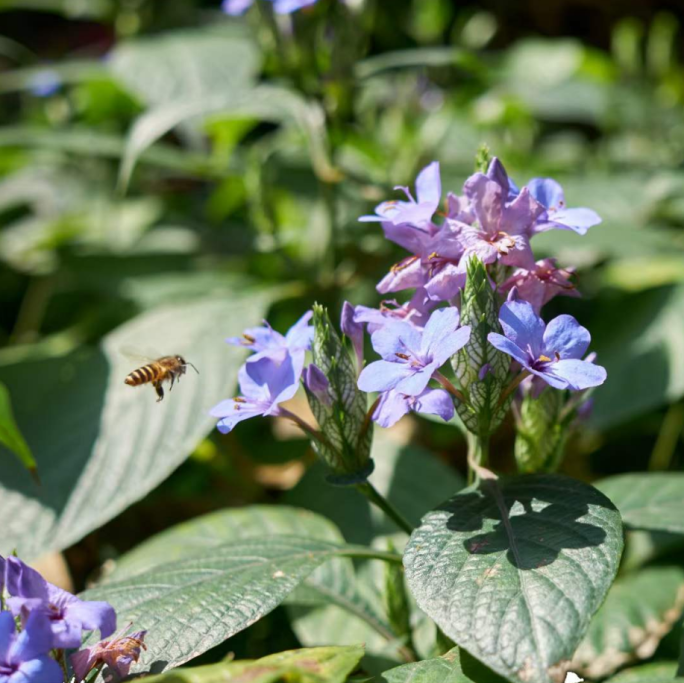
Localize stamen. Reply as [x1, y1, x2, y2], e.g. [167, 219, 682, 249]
[538, 355, 551, 362]
[395, 352, 410, 360]
[390, 255, 420, 273]
[242, 334, 256, 344]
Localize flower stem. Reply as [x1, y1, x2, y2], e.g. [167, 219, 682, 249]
[277, 407, 328, 446]
[356, 481, 413, 535]
[466, 432, 497, 485]
[433, 371, 467, 404]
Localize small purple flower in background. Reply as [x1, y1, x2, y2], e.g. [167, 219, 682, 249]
[4, 556, 116, 649]
[525, 178, 601, 236]
[210, 354, 300, 433]
[28, 69, 61, 98]
[500, 258, 579, 313]
[71, 630, 147, 683]
[360, 162, 442, 228]
[222, 0, 318, 15]
[372, 388, 454, 428]
[0, 611, 62, 683]
[225, 311, 313, 373]
[488, 299, 606, 391]
[358, 307, 470, 396]
[354, 288, 436, 334]
[456, 173, 543, 270]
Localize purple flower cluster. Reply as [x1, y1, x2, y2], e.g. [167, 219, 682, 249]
[211, 313, 314, 432]
[0, 555, 145, 683]
[212, 156, 606, 440]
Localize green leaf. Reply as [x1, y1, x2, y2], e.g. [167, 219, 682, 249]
[0, 382, 36, 478]
[141, 646, 365, 683]
[597, 473, 684, 534]
[573, 566, 684, 678]
[100, 505, 396, 672]
[403, 474, 624, 683]
[109, 28, 260, 108]
[606, 662, 681, 683]
[83, 536, 393, 673]
[0, 292, 273, 559]
[381, 647, 507, 683]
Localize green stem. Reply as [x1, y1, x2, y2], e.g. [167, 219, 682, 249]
[337, 544, 403, 564]
[649, 402, 684, 471]
[497, 370, 531, 408]
[356, 481, 413, 535]
[467, 432, 494, 485]
[434, 371, 468, 405]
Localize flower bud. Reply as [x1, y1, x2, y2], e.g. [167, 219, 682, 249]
[452, 256, 510, 436]
[304, 304, 374, 482]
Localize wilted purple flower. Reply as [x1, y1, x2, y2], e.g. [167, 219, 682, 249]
[526, 178, 601, 236]
[358, 307, 470, 396]
[210, 354, 300, 433]
[500, 258, 579, 313]
[226, 311, 313, 374]
[341, 302, 364, 370]
[373, 388, 454, 428]
[71, 630, 147, 683]
[304, 364, 331, 406]
[354, 289, 436, 334]
[360, 162, 441, 228]
[456, 173, 543, 270]
[222, 0, 318, 14]
[0, 611, 62, 683]
[488, 299, 606, 391]
[3, 556, 116, 649]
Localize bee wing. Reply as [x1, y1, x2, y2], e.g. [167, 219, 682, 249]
[120, 346, 161, 364]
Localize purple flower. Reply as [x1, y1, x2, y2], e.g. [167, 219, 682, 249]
[373, 388, 454, 428]
[499, 258, 579, 313]
[354, 289, 436, 334]
[28, 70, 61, 98]
[488, 299, 606, 391]
[358, 307, 470, 396]
[222, 0, 318, 15]
[226, 311, 313, 373]
[71, 630, 147, 682]
[526, 178, 601, 236]
[359, 162, 441, 228]
[376, 221, 466, 301]
[455, 173, 543, 270]
[0, 611, 62, 683]
[210, 354, 300, 433]
[4, 556, 116, 649]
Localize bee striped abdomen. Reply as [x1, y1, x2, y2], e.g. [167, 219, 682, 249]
[125, 363, 161, 386]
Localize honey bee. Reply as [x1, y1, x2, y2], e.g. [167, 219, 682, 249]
[124, 354, 198, 402]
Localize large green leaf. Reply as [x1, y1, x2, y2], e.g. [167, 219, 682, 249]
[381, 648, 508, 683]
[597, 473, 684, 534]
[109, 28, 260, 108]
[573, 566, 684, 678]
[104, 505, 399, 668]
[142, 646, 365, 683]
[403, 474, 624, 683]
[82, 536, 396, 674]
[0, 292, 273, 559]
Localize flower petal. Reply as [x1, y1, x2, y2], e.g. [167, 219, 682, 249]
[377, 257, 426, 294]
[373, 391, 411, 428]
[498, 299, 545, 354]
[420, 307, 461, 357]
[358, 360, 416, 394]
[394, 364, 434, 396]
[549, 207, 602, 235]
[542, 359, 607, 391]
[370, 321, 422, 360]
[15, 656, 63, 683]
[284, 311, 314, 352]
[215, 403, 268, 434]
[414, 388, 455, 422]
[415, 161, 441, 208]
[527, 178, 564, 211]
[9, 612, 55, 662]
[431, 325, 471, 367]
[542, 314, 590, 360]
[0, 612, 15, 663]
[487, 333, 530, 367]
[221, 0, 253, 14]
[66, 599, 116, 639]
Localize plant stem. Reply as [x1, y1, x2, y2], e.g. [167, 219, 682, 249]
[277, 407, 328, 446]
[434, 371, 467, 404]
[467, 432, 496, 485]
[356, 481, 413, 535]
[497, 370, 531, 408]
[649, 401, 684, 471]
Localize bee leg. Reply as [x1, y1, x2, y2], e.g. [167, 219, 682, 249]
[154, 381, 164, 402]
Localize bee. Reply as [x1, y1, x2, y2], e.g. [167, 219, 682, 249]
[124, 355, 199, 402]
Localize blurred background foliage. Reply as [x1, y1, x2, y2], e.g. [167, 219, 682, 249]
[2, 0, 684, 672]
